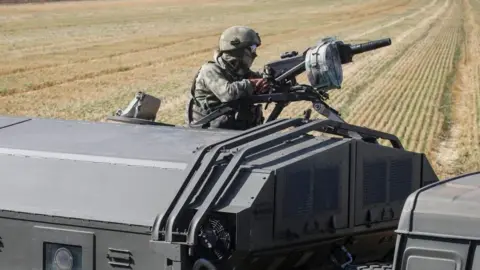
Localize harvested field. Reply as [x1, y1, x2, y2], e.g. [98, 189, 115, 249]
[1, 0, 479, 179]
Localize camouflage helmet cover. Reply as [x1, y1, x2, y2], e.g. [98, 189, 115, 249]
[218, 26, 261, 52]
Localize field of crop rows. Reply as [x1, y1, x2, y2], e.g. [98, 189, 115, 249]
[1, 0, 479, 179]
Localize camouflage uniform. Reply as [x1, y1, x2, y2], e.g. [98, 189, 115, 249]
[186, 26, 266, 130]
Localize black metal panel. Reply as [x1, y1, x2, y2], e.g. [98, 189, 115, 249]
[389, 158, 414, 201]
[243, 172, 276, 251]
[155, 118, 302, 244]
[237, 230, 394, 270]
[283, 167, 312, 218]
[274, 141, 350, 241]
[355, 141, 422, 226]
[314, 166, 341, 213]
[363, 159, 388, 205]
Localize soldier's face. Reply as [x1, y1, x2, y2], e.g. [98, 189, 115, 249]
[243, 45, 258, 68]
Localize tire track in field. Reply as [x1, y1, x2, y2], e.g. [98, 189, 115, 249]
[0, 24, 328, 99]
[0, 0, 412, 76]
[393, 23, 457, 149]
[0, 2, 423, 121]
[0, 0, 347, 34]
[286, 0, 447, 116]
[1, 27, 305, 96]
[349, 15, 450, 133]
[425, 35, 462, 168]
[355, 6, 455, 132]
[0, 33, 221, 76]
[346, 4, 459, 160]
[331, 0, 449, 114]
[0, 16, 357, 77]
[434, 0, 480, 178]
[336, 0, 443, 83]
[156, 0, 434, 120]
[410, 29, 458, 153]
[348, 23, 444, 129]
[0, 0, 431, 120]
[1, 45, 217, 96]
[286, 0, 447, 119]
[75, 12, 410, 121]
[1, 0, 406, 58]
[346, 0, 439, 40]
[340, 20, 437, 123]
[290, 0, 448, 120]
[35, 13, 402, 118]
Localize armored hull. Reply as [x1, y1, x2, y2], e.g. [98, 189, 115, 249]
[0, 116, 438, 270]
[0, 116, 238, 269]
[393, 172, 480, 270]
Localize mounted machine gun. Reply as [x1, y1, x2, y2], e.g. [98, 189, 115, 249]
[187, 37, 392, 129]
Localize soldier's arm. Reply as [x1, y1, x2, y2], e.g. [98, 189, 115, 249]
[200, 64, 254, 102]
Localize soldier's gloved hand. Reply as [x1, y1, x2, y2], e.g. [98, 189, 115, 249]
[249, 78, 270, 94]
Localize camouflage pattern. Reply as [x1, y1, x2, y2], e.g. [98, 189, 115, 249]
[195, 52, 260, 106]
[188, 49, 262, 130]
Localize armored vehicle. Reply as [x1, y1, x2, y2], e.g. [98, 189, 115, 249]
[0, 36, 471, 270]
[391, 171, 480, 270]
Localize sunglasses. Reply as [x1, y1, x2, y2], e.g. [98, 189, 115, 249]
[248, 44, 259, 56]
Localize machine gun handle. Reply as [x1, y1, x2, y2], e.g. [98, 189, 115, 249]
[350, 38, 391, 55]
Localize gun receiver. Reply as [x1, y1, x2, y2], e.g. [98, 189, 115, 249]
[264, 37, 392, 84]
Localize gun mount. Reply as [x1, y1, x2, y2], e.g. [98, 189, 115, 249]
[186, 37, 392, 129]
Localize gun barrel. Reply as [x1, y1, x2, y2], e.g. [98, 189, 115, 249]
[350, 38, 391, 55]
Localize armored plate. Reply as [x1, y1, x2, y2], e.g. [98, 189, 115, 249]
[0, 115, 440, 270]
[397, 171, 480, 239]
[0, 116, 239, 229]
[394, 172, 480, 270]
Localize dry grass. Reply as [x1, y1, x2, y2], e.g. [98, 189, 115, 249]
[433, 0, 480, 178]
[1, 0, 479, 179]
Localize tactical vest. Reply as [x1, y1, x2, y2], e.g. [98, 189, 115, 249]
[184, 61, 217, 125]
[184, 61, 262, 130]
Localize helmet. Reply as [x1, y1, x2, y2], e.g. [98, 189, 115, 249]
[218, 26, 261, 52]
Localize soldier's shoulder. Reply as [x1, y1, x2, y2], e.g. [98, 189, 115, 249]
[198, 61, 223, 76]
[200, 61, 219, 70]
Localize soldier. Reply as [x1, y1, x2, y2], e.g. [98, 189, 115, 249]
[185, 26, 270, 130]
